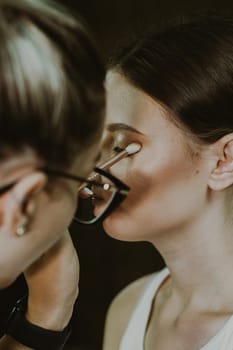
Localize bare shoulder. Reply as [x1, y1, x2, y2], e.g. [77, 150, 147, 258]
[103, 273, 154, 350]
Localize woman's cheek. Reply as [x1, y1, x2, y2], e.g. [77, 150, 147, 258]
[122, 167, 155, 206]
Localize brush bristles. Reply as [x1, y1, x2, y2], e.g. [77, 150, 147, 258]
[126, 142, 142, 155]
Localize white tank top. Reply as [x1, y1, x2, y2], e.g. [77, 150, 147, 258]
[119, 268, 233, 350]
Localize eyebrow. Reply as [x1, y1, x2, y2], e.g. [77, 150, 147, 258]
[107, 123, 144, 135]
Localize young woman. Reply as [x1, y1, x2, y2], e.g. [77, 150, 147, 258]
[0, 0, 108, 349]
[102, 15, 233, 350]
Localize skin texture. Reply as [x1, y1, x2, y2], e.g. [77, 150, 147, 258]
[103, 71, 233, 349]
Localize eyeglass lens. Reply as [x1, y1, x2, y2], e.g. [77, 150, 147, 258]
[74, 171, 116, 224]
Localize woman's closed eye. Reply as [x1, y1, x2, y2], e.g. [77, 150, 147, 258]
[97, 142, 142, 171]
[113, 146, 124, 153]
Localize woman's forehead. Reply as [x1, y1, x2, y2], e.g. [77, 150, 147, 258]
[106, 76, 172, 137]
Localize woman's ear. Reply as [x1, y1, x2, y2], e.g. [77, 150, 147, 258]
[2, 171, 47, 237]
[208, 135, 233, 191]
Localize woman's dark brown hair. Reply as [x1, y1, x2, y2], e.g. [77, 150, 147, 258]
[109, 15, 233, 144]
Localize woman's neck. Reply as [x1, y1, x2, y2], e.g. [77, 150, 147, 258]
[151, 202, 233, 313]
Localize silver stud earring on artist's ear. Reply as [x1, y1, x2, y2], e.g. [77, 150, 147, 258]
[16, 225, 26, 236]
[15, 199, 36, 237]
[15, 215, 29, 237]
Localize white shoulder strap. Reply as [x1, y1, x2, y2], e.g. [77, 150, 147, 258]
[119, 268, 169, 350]
[201, 315, 233, 350]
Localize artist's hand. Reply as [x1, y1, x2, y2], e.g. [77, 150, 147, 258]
[24, 231, 79, 330]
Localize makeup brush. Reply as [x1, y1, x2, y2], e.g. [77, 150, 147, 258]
[97, 142, 141, 171]
[79, 143, 141, 197]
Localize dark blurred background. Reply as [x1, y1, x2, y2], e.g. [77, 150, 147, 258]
[1, 0, 233, 349]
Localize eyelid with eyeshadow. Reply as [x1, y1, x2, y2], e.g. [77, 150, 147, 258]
[113, 146, 124, 153]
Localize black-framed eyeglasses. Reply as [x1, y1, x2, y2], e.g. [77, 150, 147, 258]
[42, 166, 130, 225]
[0, 166, 130, 225]
[0, 142, 141, 225]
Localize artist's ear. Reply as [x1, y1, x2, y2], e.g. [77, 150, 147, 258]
[209, 135, 233, 191]
[1, 171, 47, 236]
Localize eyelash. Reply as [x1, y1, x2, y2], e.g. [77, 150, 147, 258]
[113, 146, 124, 153]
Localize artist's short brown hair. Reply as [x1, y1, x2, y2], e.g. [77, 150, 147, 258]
[0, 0, 105, 167]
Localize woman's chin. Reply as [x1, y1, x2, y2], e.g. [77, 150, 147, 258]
[102, 213, 136, 242]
